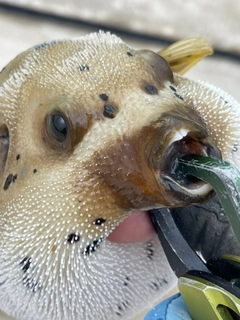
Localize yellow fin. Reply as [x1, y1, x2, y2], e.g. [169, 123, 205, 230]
[158, 38, 213, 75]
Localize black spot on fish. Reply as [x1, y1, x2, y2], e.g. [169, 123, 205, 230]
[127, 51, 133, 57]
[146, 242, 154, 260]
[16, 154, 20, 161]
[23, 274, 41, 292]
[34, 41, 56, 50]
[174, 92, 184, 100]
[124, 276, 130, 286]
[0, 67, 6, 74]
[150, 281, 160, 291]
[144, 85, 158, 95]
[116, 300, 129, 316]
[0, 280, 6, 286]
[116, 310, 121, 316]
[20, 257, 41, 292]
[220, 97, 229, 104]
[93, 218, 106, 225]
[67, 233, 80, 244]
[83, 237, 103, 256]
[20, 257, 31, 273]
[169, 85, 177, 92]
[99, 93, 109, 101]
[3, 174, 13, 190]
[232, 143, 238, 153]
[13, 174, 17, 183]
[103, 104, 117, 118]
[33, 169, 37, 173]
[34, 42, 49, 50]
[150, 277, 168, 291]
[79, 64, 90, 71]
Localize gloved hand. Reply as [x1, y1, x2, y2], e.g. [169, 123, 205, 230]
[144, 293, 192, 320]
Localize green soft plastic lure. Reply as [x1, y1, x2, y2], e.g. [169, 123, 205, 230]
[179, 155, 240, 246]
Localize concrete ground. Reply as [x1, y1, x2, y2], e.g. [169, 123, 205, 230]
[0, 1, 240, 319]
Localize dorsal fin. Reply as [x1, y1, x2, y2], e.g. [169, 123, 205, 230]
[158, 38, 213, 75]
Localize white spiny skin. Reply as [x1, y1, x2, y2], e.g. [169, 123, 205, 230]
[174, 75, 240, 168]
[0, 32, 240, 320]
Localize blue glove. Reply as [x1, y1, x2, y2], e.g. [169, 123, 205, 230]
[144, 293, 192, 320]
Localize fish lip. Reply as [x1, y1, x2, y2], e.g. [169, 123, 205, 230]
[158, 129, 221, 197]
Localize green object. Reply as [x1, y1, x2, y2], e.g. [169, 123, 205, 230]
[179, 155, 240, 246]
[179, 273, 240, 320]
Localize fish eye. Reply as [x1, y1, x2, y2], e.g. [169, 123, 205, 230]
[44, 108, 91, 153]
[51, 114, 68, 140]
[45, 110, 70, 150]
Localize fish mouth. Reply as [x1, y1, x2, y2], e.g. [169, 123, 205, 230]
[156, 127, 221, 198]
[108, 128, 221, 244]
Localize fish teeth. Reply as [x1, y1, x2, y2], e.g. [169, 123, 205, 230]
[183, 182, 212, 196]
[165, 127, 213, 195]
[166, 175, 212, 196]
[168, 128, 189, 146]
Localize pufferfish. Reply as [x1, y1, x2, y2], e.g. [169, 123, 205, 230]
[0, 32, 240, 320]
